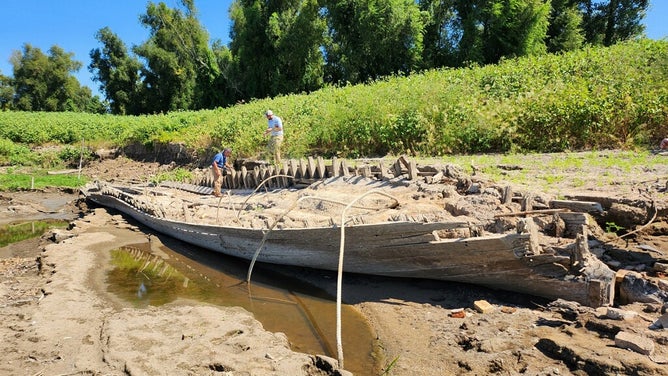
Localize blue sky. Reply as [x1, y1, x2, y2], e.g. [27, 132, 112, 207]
[1, 0, 666, 98]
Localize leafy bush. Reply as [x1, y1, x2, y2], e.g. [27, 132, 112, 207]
[151, 167, 194, 185]
[0, 39, 666, 160]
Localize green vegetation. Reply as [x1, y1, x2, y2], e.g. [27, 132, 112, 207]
[0, 170, 87, 190]
[3, 0, 646, 114]
[1, 40, 666, 162]
[605, 222, 625, 234]
[442, 149, 666, 192]
[0, 220, 69, 247]
[151, 167, 194, 185]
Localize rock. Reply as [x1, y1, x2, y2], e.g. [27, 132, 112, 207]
[474, 300, 494, 313]
[49, 229, 74, 243]
[313, 355, 352, 376]
[653, 313, 668, 329]
[654, 262, 668, 273]
[466, 183, 481, 194]
[450, 308, 466, 318]
[614, 331, 654, 355]
[618, 271, 668, 304]
[605, 307, 638, 320]
[657, 279, 668, 292]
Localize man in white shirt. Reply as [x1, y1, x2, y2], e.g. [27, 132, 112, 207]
[263, 110, 283, 165]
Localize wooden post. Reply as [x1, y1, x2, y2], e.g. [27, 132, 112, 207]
[241, 166, 248, 189]
[331, 157, 341, 177]
[252, 166, 261, 188]
[307, 156, 316, 178]
[378, 160, 386, 179]
[341, 159, 350, 177]
[299, 159, 308, 179]
[502, 186, 513, 204]
[408, 160, 418, 180]
[316, 156, 326, 178]
[393, 160, 403, 177]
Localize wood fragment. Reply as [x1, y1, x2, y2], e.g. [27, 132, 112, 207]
[494, 208, 569, 217]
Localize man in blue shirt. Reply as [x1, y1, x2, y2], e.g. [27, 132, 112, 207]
[263, 110, 283, 165]
[211, 148, 232, 197]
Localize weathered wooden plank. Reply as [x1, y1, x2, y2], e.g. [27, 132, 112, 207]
[550, 200, 604, 213]
[299, 159, 308, 179]
[408, 160, 418, 180]
[316, 156, 326, 179]
[252, 166, 261, 188]
[502, 186, 513, 204]
[398, 155, 411, 169]
[240, 166, 248, 189]
[393, 160, 403, 177]
[307, 156, 316, 178]
[494, 208, 568, 217]
[521, 194, 533, 212]
[341, 159, 350, 177]
[288, 159, 299, 179]
[331, 157, 340, 177]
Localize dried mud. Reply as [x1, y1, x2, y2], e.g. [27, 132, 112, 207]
[2, 152, 668, 375]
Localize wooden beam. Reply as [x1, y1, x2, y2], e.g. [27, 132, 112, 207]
[494, 208, 569, 217]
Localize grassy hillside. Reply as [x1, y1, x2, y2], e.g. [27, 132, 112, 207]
[1, 39, 667, 166]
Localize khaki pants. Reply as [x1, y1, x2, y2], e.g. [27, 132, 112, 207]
[211, 167, 226, 195]
[268, 135, 283, 165]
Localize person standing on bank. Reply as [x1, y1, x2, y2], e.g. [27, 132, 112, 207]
[263, 110, 283, 165]
[211, 148, 232, 197]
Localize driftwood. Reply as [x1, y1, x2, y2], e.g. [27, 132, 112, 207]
[550, 200, 604, 213]
[494, 208, 568, 217]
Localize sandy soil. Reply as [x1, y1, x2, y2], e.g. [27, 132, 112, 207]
[2, 153, 668, 375]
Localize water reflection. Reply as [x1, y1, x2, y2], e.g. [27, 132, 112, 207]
[0, 220, 69, 247]
[106, 239, 379, 375]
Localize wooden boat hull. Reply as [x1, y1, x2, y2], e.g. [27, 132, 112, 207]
[85, 186, 615, 307]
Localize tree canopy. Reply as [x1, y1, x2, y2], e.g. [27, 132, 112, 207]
[0, 0, 650, 114]
[5, 44, 105, 113]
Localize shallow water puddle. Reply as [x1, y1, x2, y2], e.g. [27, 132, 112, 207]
[0, 219, 69, 247]
[105, 238, 379, 375]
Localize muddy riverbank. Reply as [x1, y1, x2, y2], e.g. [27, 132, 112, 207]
[2, 153, 668, 375]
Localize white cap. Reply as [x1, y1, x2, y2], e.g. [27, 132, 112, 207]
[265, 110, 273, 116]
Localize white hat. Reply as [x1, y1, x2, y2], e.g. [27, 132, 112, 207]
[265, 110, 273, 116]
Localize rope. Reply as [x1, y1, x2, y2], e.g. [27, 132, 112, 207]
[236, 174, 295, 220]
[334, 189, 393, 369]
[244, 188, 398, 369]
[619, 201, 657, 239]
[245, 192, 399, 283]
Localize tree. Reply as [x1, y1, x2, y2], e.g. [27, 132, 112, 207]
[578, 0, 648, 46]
[229, 0, 327, 100]
[10, 44, 99, 112]
[323, 0, 427, 84]
[0, 72, 14, 110]
[210, 39, 243, 107]
[89, 27, 145, 115]
[134, 0, 217, 112]
[419, 0, 459, 69]
[479, 0, 550, 64]
[547, 0, 585, 53]
[445, 0, 482, 66]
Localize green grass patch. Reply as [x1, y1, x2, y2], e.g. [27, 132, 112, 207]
[151, 167, 194, 185]
[0, 171, 87, 190]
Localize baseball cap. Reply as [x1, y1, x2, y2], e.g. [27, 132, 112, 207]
[265, 110, 273, 116]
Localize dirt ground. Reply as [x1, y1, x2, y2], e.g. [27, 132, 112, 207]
[2, 152, 668, 375]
